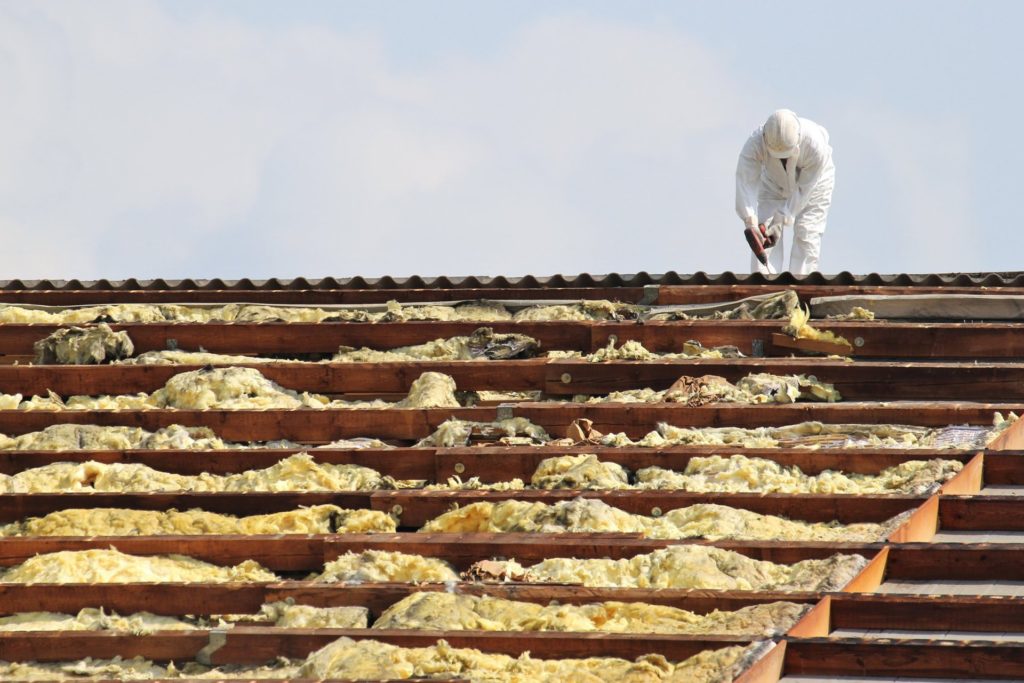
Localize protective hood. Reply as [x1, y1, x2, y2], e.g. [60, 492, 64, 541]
[763, 109, 801, 158]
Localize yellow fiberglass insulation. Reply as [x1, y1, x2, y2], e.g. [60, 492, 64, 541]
[827, 306, 876, 321]
[0, 657, 304, 680]
[0, 424, 230, 451]
[477, 545, 867, 591]
[562, 338, 744, 362]
[597, 416, 1016, 450]
[419, 497, 890, 542]
[145, 366, 324, 410]
[0, 602, 367, 633]
[6, 367, 461, 411]
[216, 453, 394, 492]
[0, 548, 277, 583]
[0, 638, 756, 682]
[0, 301, 514, 325]
[33, 324, 134, 365]
[0, 460, 191, 493]
[0, 608, 201, 633]
[416, 417, 550, 447]
[394, 371, 459, 408]
[0, 657, 176, 680]
[782, 305, 851, 347]
[584, 373, 840, 406]
[312, 550, 459, 584]
[0, 505, 396, 537]
[0, 453, 395, 494]
[258, 601, 369, 629]
[373, 591, 809, 637]
[299, 636, 755, 683]
[511, 299, 642, 322]
[333, 327, 540, 362]
[636, 454, 963, 495]
[117, 350, 280, 366]
[530, 454, 630, 489]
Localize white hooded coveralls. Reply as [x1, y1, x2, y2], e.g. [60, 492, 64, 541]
[735, 116, 834, 275]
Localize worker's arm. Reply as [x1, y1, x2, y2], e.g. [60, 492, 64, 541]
[735, 130, 763, 228]
[780, 127, 830, 221]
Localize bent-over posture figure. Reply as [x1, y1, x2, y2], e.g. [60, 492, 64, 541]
[736, 109, 834, 275]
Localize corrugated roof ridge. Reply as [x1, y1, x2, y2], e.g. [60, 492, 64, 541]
[2, 271, 1024, 290]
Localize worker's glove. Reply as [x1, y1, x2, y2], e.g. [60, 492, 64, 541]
[759, 223, 779, 249]
[743, 215, 757, 230]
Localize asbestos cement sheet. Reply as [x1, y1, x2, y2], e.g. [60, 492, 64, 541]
[810, 294, 1024, 320]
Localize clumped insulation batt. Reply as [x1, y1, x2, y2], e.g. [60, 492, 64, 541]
[3, 367, 461, 411]
[473, 545, 867, 591]
[334, 327, 540, 362]
[782, 305, 852, 347]
[299, 637, 758, 682]
[33, 324, 134, 365]
[1, 448, 961, 496]
[312, 550, 460, 583]
[416, 417, 550, 447]
[0, 548, 277, 583]
[0, 453, 397, 493]
[0, 602, 368, 633]
[636, 454, 962, 495]
[0, 505, 396, 537]
[0, 301, 511, 325]
[0, 639, 762, 682]
[419, 497, 893, 542]
[0, 292, 807, 326]
[373, 591, 808, 636]
[0, 424, 233, 451]
[437, 453, 962, 495]
[0, 657, 304, 680]
[547, 338, 743, 362]
[582, 372, 840, 405]
[596, 415, 1016, 450]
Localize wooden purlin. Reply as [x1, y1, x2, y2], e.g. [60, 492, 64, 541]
[826, 593, 1024, 633]
[0, 447, 437, 478]
[0, 628, 758, 665]
[939, 495, 1024, 531]
[6, 319, 1024, 359]
[0, 535, 328, 571]
[434, 445, 986, 482]
[545, 358, 1024, 400]
[1, 444, 1005, 486]
[368, 490, 922, 526]
[9, 358, 1024, 400]
[0, 360, 549, 395]
[0, 401, 1012, 439]
[0, 533, 884, 570]
[7, 583, 1024, 636]
[0, 582, 819, 617]
[0, 322, 594, 355]
[0, 491, 372, 524]
[781, 639, 1024, 679]
[0, 489, 923, 527]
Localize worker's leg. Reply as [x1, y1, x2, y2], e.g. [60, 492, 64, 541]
[752, 198, 786, 274]
[789, 169, 835, 275]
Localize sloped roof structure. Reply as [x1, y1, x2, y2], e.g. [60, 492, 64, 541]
[1, 273, 1023, 681]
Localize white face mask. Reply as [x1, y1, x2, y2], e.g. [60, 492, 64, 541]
[765, 135, 799, 160]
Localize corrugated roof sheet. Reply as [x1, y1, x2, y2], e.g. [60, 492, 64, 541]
[2, 271, 1024, 290]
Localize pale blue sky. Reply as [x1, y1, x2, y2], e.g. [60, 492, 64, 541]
[1, 1, 1019, 278]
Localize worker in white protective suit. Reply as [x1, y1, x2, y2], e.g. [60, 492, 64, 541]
[736, 109, 835, 275]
